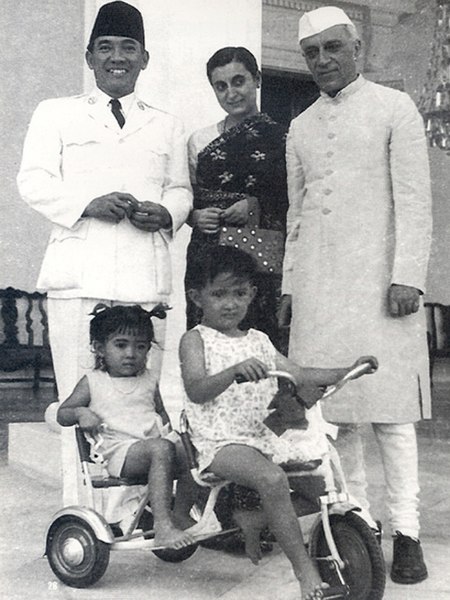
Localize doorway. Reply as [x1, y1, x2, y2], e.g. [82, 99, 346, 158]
[261, 69, 319, 127]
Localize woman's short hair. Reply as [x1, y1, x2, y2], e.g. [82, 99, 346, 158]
[206, 46, 260, 83]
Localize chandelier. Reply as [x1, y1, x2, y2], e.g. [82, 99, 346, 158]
[419, 0, 450, 153]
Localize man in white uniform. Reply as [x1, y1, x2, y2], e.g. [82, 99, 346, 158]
[279, 6, 432, 584]
[17, 1, 192, 510]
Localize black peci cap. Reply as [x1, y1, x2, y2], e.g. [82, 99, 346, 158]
[87, 1, 145, 50]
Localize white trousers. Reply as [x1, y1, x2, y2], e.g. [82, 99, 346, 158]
[334, 422, 420, 539]
[48, 297, 166, 508]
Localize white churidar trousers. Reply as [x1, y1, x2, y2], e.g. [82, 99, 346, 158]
[334, 422, 420, 539]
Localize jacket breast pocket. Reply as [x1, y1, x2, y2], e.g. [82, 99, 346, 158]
[62, 131, 102, 175]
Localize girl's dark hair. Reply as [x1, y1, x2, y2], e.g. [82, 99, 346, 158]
[188, 245, 258, 290]
[89, 304, 168, 346]
[206, 46, 259, 83]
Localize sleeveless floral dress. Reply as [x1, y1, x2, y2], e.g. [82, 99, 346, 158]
[184, 325, 328, 474]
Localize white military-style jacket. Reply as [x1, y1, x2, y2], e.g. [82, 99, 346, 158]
[17, 89, 192, 302]
[283, 76, 433, 423]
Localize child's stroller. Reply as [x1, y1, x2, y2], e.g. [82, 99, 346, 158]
[45, 362, 386, 599]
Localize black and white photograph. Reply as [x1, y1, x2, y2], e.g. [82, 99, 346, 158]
[1, 1, 449, 598]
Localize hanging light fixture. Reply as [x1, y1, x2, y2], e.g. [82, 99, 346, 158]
[419, 0, 450, 153]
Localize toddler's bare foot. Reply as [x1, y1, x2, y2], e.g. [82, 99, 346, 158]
[300, 578, 330, 600]
[154, 522, 195, 549]
[298, 559, 329, 599]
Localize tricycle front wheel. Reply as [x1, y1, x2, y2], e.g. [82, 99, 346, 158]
[309, 511, 386, 600]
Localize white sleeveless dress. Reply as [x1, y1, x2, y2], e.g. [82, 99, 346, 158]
[87, 369, 164, 477]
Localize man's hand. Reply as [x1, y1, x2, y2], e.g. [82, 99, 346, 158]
[278, 294, 292, 328]
[83, 192, 138, 223]
[192, 207, 223, 234]
[388, 284, 421, 317]
[129, 202, 172, 232]
[222, 199, 249, 226]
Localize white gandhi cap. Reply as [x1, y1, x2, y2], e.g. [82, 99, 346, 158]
[298, 6, 354, 43]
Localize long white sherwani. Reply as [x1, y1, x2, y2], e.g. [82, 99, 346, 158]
[283, 76, 432, 537]
[283, 76, 432, 424]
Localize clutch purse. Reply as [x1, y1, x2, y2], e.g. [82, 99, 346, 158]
[219, 225, 284, 275]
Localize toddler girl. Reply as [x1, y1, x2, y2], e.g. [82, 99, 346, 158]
[180, 246, 377, 600]
[58, 304, 197, 549]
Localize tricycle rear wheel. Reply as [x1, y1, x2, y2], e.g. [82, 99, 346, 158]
[46, 516, 110, 588]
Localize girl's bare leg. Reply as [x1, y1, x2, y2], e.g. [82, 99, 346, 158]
[121, 438, 195, 549]
[172, 439, 198, 529]
[210, 444, 329, 599]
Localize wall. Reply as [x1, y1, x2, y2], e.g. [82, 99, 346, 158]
[388, 3, 450, 303]
[1, 0, 85, 291]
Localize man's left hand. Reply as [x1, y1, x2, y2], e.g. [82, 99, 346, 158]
[388, 284, 421, 317]
[129, 202, 172, 232]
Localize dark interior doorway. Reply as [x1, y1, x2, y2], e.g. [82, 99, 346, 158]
[261, 69, 319, 127]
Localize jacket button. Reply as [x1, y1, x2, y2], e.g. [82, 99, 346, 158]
[328, 132, 336, 139]
[324, 188, 332, 195]
[322, 208, 332, 215]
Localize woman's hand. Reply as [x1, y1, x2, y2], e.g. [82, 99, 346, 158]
[349, 356, 378, 379]
[222, 199, 249, 226]
[233, 358, 269, 382]
[192, 207, 223, 234]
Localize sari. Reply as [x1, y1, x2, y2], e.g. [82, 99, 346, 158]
[185, 113, 288, 351]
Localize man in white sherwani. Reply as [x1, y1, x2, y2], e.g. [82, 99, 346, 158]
[279, 6, 432, 585]
[17, 1, 192, 515]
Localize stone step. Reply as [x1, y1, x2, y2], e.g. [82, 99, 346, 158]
[9, 422, 61, 485]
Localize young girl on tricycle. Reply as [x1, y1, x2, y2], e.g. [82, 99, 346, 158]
[180, 245, 378, 600]
[57, 303, 198, 549]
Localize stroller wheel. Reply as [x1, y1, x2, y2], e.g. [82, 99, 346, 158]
[309, 511, 386, 600]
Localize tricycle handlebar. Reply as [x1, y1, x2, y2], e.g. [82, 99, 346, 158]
[265, 361, 374, 399]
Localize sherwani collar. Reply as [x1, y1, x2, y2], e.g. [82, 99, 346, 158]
[320, 74, 366, 103]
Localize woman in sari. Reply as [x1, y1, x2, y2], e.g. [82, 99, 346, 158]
[185, 47, 288, 351]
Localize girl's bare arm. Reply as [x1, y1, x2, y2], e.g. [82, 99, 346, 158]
[274, 352, 378, 387]
[57, 376, 101, 432]
[180, 330, 269, 404]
